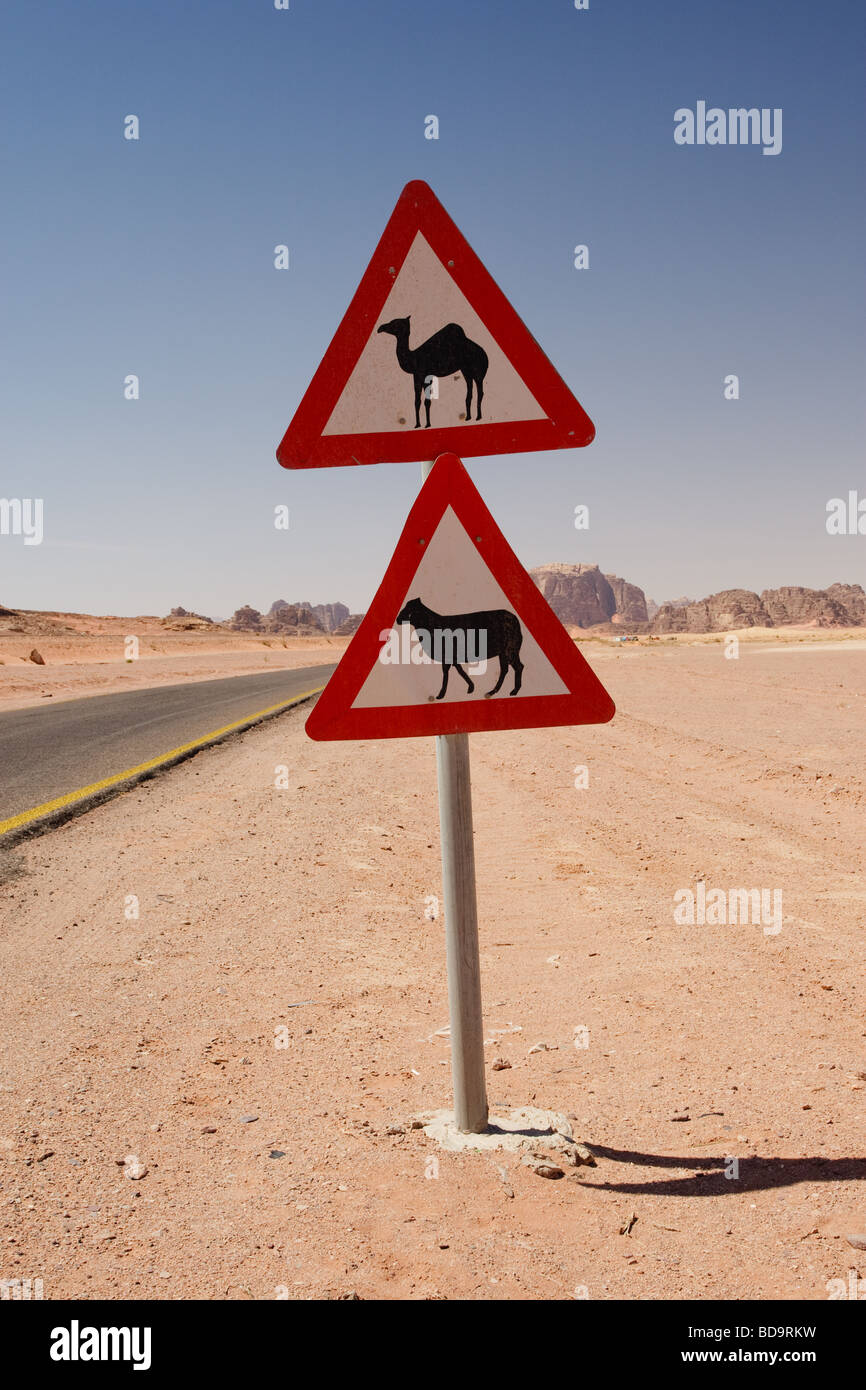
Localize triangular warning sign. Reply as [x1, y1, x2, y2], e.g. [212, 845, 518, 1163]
[306, 453, 615, 740]
[277, 181, 595, 469]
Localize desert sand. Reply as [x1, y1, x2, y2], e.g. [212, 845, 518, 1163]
[0, 641, 864, 1300]
[0, 611, 349, 712]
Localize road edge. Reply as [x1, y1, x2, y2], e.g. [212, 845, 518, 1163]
[0, 686, 323, 849]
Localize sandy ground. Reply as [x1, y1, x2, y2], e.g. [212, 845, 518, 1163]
[0, 642, 864, 1301]
[0, 615, 349, 712]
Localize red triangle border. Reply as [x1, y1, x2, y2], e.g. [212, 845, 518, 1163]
[305, 453, 616, 740]
[277, 181, 595, 469]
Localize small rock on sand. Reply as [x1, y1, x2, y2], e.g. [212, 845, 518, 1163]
[522, 1157, 564, 1180]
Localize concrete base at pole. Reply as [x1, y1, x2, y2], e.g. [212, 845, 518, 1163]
[417, 1106, 596, 1166]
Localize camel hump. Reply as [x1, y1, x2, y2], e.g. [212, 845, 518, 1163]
[443, 322, 467, 337]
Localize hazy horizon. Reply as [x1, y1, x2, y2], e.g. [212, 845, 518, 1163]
[6, 564, 864, 625]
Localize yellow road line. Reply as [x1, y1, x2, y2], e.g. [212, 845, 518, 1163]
[0, 685, 324, 838]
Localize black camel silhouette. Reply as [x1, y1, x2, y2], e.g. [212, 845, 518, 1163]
[377, 317, 488, 428]
[396, 597, 524, 700]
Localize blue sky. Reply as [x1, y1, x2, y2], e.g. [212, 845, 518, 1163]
[2, 0, 864, 616]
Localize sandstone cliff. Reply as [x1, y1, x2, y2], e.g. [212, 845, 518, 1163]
[529, 564, 617, 627]
[284, 600, 349, 633]
[650, 583, 866, 633]
[761, 586, 857, 628]
[651, 590, 769, 633]
[605, 574, 649, 624]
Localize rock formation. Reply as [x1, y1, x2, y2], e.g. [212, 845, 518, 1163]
[651, 590, 769, 633]
[164, 606, 214, 630]
[224, 578, 866, 639]
[229, 605, 263, 631]
[649, 583, 866, 633]
[529, 564, 618, 628]
[826, 583, 866, 624]
[605, 574, 649, 624]
[293, 601, 350, 633]
[761, 586, 857, 628]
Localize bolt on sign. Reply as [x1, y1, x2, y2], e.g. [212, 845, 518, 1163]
[306, 453, 615, 740]
[276, 180, 595, 469]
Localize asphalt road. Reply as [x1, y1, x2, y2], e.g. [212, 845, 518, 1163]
[0, 663, 335, 834]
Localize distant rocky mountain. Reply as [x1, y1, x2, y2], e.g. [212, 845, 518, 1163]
[605, 574, 649, 624]
[293, 601, 350, 633]
[762, 583, 864, 629]
[651, 590, 767, 633]
[219, 577, 866, 639]
[826, 583, 866, 623]
[163, 606, 214, 630]
[229, 603, 324, 634]
[224, 600, 363, 636]
[646, 595, 692, 621]
[651, 584, 866, 633]
[529, 564, 619, 627]
[529, 564, 648, 627]
[228, 605, 264, 631]
[263, 599, 364, 633]
[527, 566, 866, 634]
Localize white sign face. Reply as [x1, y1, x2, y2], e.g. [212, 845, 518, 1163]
[323, 233, 547, 437]
[278, 181, 596, 470]
[304, 451, 616, 741]
[351, 505, 568, 710]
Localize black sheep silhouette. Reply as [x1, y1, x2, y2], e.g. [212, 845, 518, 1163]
[377, 316, 488, 428]
[396, 597, 524, 700]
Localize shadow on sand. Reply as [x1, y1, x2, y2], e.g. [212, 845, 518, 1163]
[579, 1145, 866, 1197]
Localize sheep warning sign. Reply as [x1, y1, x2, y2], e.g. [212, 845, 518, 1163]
[305, 453, 615, 740]
[277, 180, 595, 469]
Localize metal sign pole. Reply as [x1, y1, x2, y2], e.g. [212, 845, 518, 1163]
[422, 459, 489, 1134]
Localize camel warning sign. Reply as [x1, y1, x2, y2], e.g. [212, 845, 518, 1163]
[277, 181, 595, 469]
[305, 453, 615, 739]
